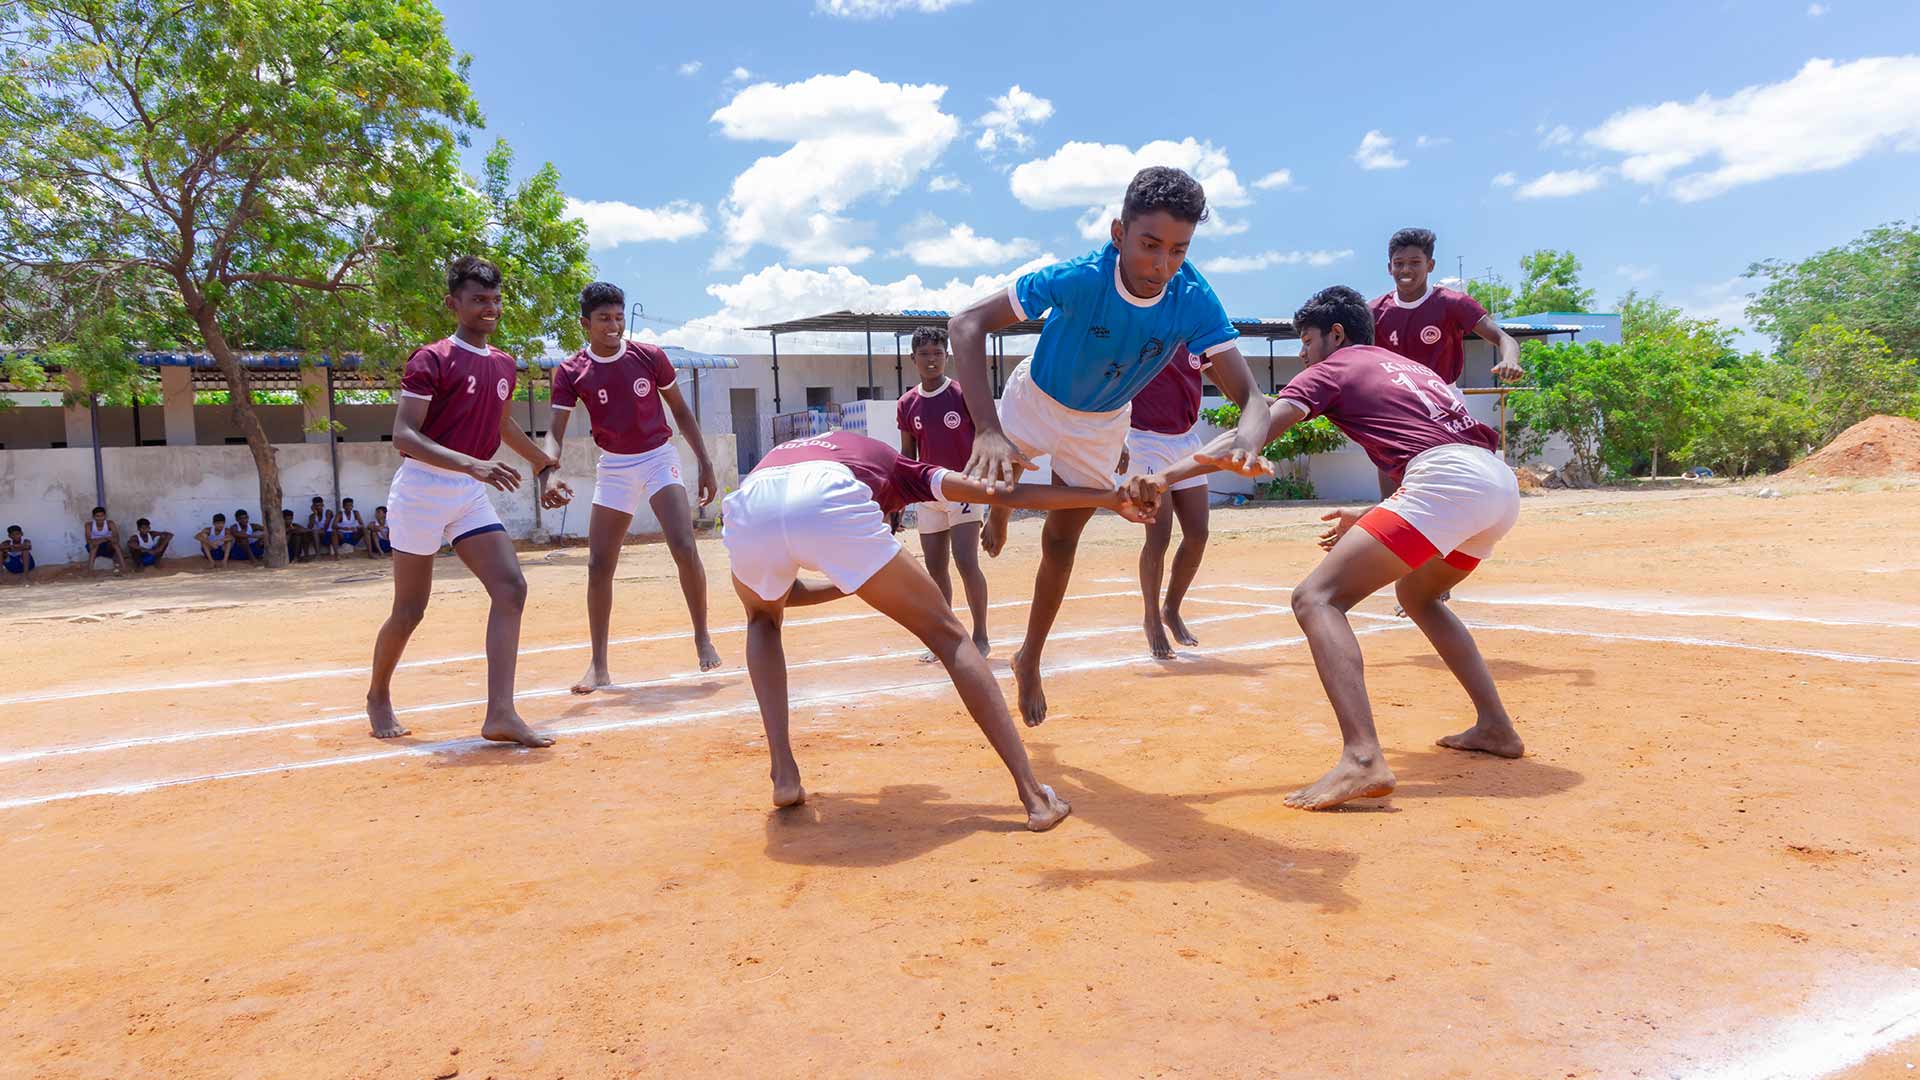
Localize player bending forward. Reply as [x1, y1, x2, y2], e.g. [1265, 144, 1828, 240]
[1132, 286, 1525, 811]
[721, 430, 1150, 831]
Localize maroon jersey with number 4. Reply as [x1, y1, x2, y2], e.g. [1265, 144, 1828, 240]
[1277, 345, 1499, 481]
[755, 431, 943, 514]
[399, 337, 518, 461]
[1129, 343, 1208, 434]
[895, 379, 975, 470]
[1369, 287, 1487, 385]
[549, 342, 679, 455]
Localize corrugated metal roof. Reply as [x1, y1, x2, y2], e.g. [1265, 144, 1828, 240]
[743, 310, 1582, 342]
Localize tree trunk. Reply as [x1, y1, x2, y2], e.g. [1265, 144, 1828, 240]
[1650, 440, 1660, 479]
[196, 313, 289, 567]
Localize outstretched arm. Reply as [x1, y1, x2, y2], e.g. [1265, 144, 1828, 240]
[1474, 315, 1523, 382]
[1203, 345, 1273, 459]
[948, 292, 1031, 491]
[937, 472, 1147, 522]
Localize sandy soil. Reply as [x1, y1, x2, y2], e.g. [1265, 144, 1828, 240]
[3, 478, 1917, 1078]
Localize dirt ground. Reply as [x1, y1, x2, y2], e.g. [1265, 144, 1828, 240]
[3, 478, 1917, 1079]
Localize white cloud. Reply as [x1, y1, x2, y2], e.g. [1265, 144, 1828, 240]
[1808, 3, 1828, 14]
[710, 70, 959, 267]
[1615, 264, 1657, 283]
[816, 0, 970, 16]
[897, 215, 1039, 268]
[927, 174, 968, 193]
[677, 61, 703, 77]
[635, 257, 1054, 354]
[1415, 134, 1451, 148]
[1252, 168, 1294, 190]
[976, 85, 1053, 153]
[1200, 249, 1353, 274]
[1514, 167, 1609, 199]
[1538, 123, 1575, 147]
[565, 198, 709, 249]
[1009, 137, 1251, 241]
[727, 66, 753, 83]
[1583, 56, 1920, 201]
[1352, 130, 1406, 170]
[1491, 171, 1518, 187]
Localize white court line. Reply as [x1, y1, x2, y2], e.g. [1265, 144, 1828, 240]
[0, 588, 1151, 708]
[1679, 979, 1920, 1080]
[1462, 620, 1920, 667]
[0, 601, 1297, 767]
[0, 624, 1411, 811]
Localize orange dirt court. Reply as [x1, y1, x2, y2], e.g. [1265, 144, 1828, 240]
[4, 480, 1917, 1078]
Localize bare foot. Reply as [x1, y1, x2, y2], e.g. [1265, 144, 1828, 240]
[481, 712, 555, 748]
[1437, 720, 1525, 758]
[982, 514, 1007, 558]
[1163, 607, 1199, 647]
[772, 778, 807, 807]
[1283, 752, 1396, 811]
[367, 697, 410, 739]
[1025, 784, 1071, 832]
[571, 662, 613, 695]
[697, 637, 723, 672]
[1143, 616, 1176, 660]
[918, 649, 940, 664]
[1011, 648, 1048, 727]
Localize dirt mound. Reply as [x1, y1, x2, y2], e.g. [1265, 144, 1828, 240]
[1786, 415, 1920, 479]
[1513, 466, 1546, 495]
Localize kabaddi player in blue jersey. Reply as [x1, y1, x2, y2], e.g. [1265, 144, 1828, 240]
[948, 167, 1272, 726]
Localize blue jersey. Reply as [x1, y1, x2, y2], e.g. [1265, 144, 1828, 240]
[1008, 243, 1238, 414]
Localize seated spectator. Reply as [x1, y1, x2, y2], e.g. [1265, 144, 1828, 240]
[332, 497, 366, 557]
[283, 509, 315, 562]
[127, 518, 173, 571]
[306, 496, 334, 557]
[2, 525, 34, 586]
[228, 509, 266, 566]
[369, 506, 393, 557]
[197, 512, 235, 567]
[82, 506, 129, 576]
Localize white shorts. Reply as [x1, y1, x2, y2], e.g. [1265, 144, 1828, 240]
[592, 442, 685, 516]
[1124, 428, 1208, 492]
[1359, 444, 1519, 571]
[914, 499, 984, 535]
[385, 459, 506, 556]
[999, 359, 1127, 489]
[723, 461, 952, 602]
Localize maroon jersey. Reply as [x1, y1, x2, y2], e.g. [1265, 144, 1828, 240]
[1277, 345, 1499, 481]
[755, 430, 942, 514]
[1369, 286, 1488, 385]
[550, 341, 679, 455]
[895, 379, 975, 471]
[399, 337, 517, 461]
[1129, 343, 1208, 434]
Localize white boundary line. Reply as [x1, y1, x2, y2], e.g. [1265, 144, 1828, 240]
[0, 623, 1409, 811]
[0, 601, 1296, 767]
[1462, 620, 1920, 667]
[1214, 583, 1920, 631]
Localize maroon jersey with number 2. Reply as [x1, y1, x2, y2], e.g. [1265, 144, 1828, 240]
[399, 336, 518, 461]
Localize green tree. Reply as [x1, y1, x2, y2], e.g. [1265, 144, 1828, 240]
[1, 0, 484, 565]
[1790, 320, 1920, 442]
[1746, 221, 1920, 360]
[1686, 360, 1817, 478]
[1466, 273, 1514, 320]
[1513, 249, 1595, 315]
[1509, 340, 1608, 481]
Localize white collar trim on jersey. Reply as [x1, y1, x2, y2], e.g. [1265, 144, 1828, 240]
[1113, 261, 1167, 309]
[448, 335, 490, 355]
[915, 377, 952, 396]
[1390, 285, 1435, 309]
[588, 342, 626, 363]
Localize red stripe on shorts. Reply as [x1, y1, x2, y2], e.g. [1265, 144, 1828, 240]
[1442, 550, 1481, 572]
[1355, 507, 1438, 569]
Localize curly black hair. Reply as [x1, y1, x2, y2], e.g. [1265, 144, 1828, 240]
[1294, 285, 1375, 346]
[1122, 166, 1209, 225]
[579, 281, 625, 319]
[1388, 227, 1436, 258]
[910, 326, 948, 352]
[446, 255, 502, 295]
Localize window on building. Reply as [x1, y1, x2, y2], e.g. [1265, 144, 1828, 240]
[805, 386, 834, 409]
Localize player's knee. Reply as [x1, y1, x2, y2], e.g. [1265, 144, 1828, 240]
[922, 613, 970, 657]
[391, 599, 429, 629]
[489, 570, 528, 612]
[1039, 527, 1080, 567]
[1291, 584, 1339, 620]
[586, 549, 617, 580]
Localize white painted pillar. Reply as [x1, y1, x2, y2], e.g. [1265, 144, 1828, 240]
[161, 365, 197, 446]
[62, 372, 93, 447]
[300, 365, 330, 443]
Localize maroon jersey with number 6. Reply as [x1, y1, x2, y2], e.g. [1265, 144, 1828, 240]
[895, 379, 974, 471]
[1277, 345, 1499, 481]
[549, 342, 679, 455]
[399, 337, 518, 461]
[1369, 287, 1487, 385]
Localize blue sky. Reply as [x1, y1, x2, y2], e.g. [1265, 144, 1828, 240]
[438, 0, 1920, 353]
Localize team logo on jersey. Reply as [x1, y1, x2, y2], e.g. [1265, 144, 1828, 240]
[1188, 352, 1204, 370]
[1138, 338, 1166, 364]
[943, 410, 962, 430]
[1090, 326, 1111, 339]
[494, 378, 510, 400]
[633, 377, 652, 398]
[1420, 325, 1443, 345]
